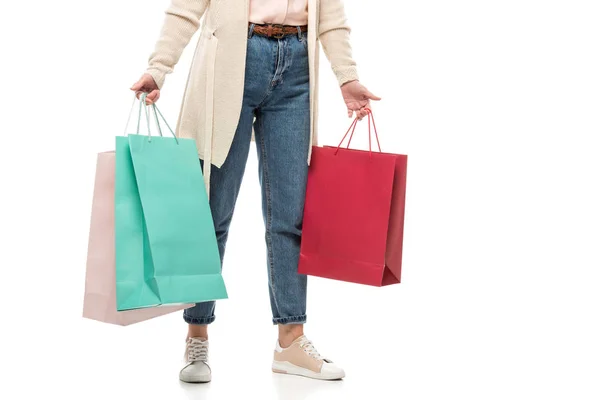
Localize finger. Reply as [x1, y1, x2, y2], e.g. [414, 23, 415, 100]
[357, 110, 366, 121]
[365, 90, 382, 101]
[147, 89, 160, 104]
[135, 90, 150, 100]
[347, 108, 353, 118]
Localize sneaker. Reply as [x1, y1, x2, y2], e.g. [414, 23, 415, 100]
[179, 337, 211, 383]
[272, 335, 345, 380]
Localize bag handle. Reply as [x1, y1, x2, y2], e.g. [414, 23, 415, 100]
[123, 93, 148, 136]
[123, 93, 178, 143]
[334, 109, 382, 156]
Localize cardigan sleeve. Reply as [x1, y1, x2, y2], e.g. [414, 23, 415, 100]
[145, 0, 210, 89]
[318, 0, 359, 86]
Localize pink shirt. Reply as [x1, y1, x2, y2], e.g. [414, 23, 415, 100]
[249, 0, 309, 26]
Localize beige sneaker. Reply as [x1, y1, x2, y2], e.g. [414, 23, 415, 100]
[179, 337, 211, 383]
[272, 335, 345, 380]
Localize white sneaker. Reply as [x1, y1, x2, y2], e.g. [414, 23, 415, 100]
[272, 335, 345, 380]
[179, 337, 211, 383]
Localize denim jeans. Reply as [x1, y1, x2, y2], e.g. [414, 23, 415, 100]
[183, 26, 310, 326]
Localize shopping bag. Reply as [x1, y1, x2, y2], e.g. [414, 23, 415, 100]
[114, 99, 227, 311]
[82, 151, 191, 325]
[298, 111, 407, 286]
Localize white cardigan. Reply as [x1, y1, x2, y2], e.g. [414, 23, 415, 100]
[145, 0, 359, 189]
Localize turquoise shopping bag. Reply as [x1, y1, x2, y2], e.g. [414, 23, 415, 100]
[115, 97, 227, 311]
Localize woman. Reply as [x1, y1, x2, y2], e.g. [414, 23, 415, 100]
[131, 0, 379, 382]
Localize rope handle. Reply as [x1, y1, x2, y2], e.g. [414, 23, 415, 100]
[334, 109, 382, 156]
[123, 93, 178, 143]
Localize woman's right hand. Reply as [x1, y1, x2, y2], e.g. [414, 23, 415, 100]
[130, 74, 160, 105]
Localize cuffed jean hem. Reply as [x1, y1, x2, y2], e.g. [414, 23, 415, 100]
[183, 314, 216, 325]
[272, 315, 307, 325]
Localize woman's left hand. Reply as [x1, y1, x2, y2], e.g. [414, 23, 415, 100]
[341, 80, 381, 120]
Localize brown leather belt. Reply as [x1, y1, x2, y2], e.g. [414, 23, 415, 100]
[250, 23, 308, 39]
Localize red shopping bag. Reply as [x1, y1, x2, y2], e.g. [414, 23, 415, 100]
[298, 111, 407, 286]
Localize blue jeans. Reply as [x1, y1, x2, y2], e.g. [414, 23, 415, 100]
[184, 26, 310, 326]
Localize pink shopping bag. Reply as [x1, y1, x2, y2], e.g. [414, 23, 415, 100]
[82, 151, 191, 325]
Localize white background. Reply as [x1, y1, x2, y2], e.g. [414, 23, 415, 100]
[1, 1, 599, 399]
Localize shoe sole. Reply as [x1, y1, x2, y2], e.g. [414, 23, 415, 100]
[179, 373, 211, 383]
[272, 361, 345, 380]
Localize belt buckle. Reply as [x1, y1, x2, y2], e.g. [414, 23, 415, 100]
[272, 24, 285, 39]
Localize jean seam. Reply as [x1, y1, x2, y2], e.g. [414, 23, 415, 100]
[273, 315, 307, 325]
[278, 39, 288, 86]
[270, 39, 284, 89]
[255, 37, 278, 108]
[183, 314, 215, 325]
[284, 38, 292, 82]
[259, 119, 279, 315]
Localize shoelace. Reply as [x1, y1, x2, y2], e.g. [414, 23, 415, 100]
[298, 337, 323, 360]
[186, 338, 209, 363]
